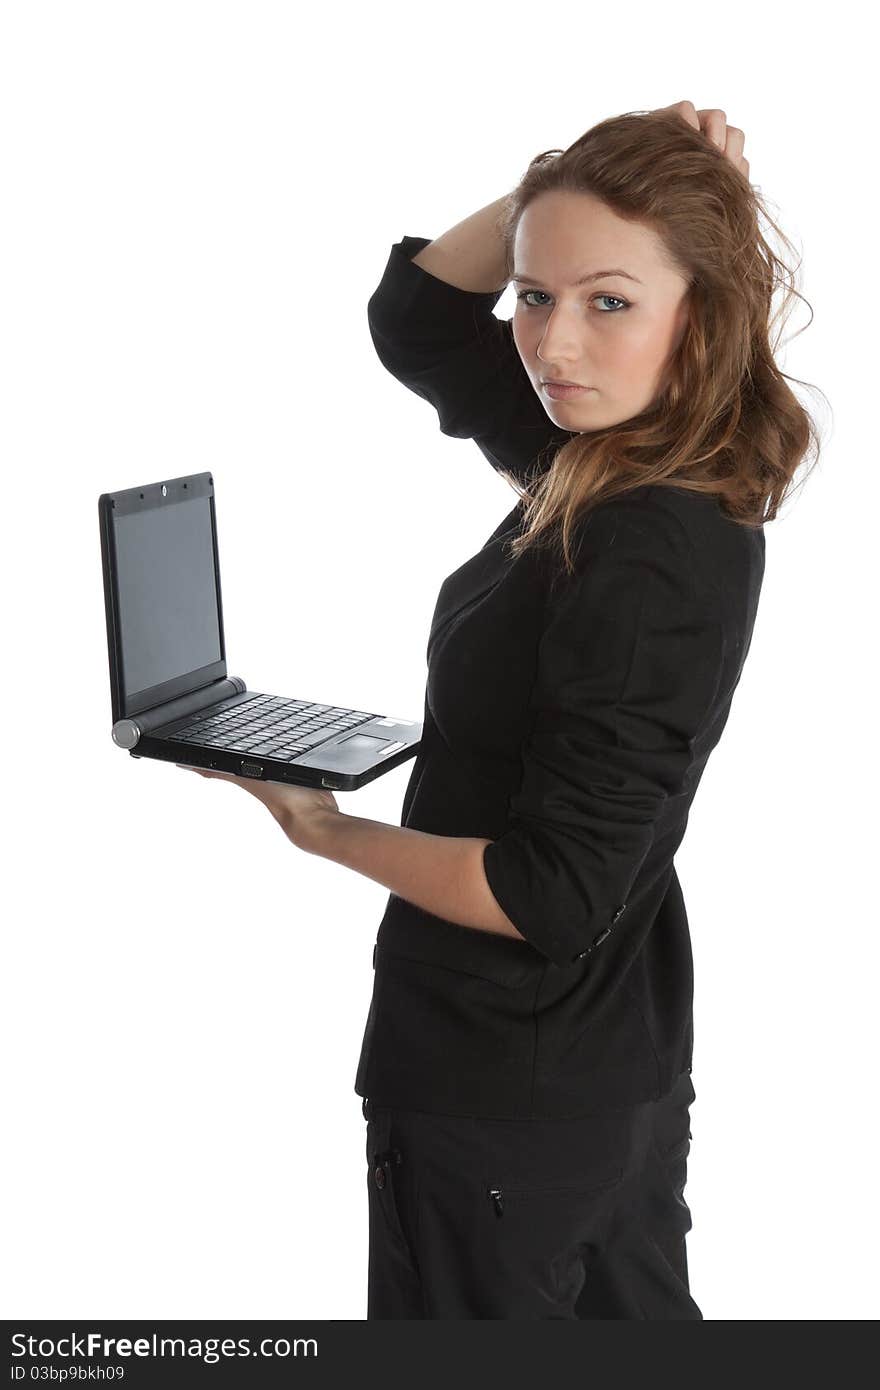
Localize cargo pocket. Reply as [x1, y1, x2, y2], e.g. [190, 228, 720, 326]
[480, 1167, 626, 1317]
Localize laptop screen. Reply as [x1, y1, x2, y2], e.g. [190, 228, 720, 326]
[113, 493, 222, 702]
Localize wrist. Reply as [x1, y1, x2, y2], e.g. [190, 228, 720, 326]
[296, 806, 344, 856]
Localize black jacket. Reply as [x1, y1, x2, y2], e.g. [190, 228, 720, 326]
[354, 235, 765, 1119]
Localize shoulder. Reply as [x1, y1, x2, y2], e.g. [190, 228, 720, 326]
[553, 487, 696, 594]
[560, 484, 764, 603]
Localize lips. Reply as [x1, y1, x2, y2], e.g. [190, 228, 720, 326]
[542, 381, 591, 400]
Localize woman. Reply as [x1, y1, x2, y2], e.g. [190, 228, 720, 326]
[179, 103, 818, 1318]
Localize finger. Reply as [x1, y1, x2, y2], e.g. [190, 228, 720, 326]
[655, 100, 699, 132]
[695, 108, 727, 150]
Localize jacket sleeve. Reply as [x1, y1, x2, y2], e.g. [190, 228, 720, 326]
[366, 235, 573, 486]
[481, 500, 726, 968]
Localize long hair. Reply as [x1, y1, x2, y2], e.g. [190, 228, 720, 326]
[496, 110, 829, 578]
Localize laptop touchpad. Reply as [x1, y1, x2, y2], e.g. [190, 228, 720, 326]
[338, 733, 390, 753]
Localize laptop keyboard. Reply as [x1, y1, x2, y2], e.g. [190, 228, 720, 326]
[167, 693, 378, 762]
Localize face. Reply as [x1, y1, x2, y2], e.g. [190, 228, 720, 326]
[511, 190, 692, 432]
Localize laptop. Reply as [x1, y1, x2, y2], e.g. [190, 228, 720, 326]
[99, 471, 423, 791]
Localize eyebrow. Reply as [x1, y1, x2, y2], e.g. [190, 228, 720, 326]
[511, 268, 643, 287]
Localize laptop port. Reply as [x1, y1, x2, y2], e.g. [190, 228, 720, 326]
[240, 760, 264, 776]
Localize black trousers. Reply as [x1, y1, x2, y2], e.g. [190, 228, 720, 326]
[362, 1069, 701, 1319]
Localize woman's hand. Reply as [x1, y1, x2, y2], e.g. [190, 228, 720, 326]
[175, 762, 340, 851]
[653, 100, 750, 181]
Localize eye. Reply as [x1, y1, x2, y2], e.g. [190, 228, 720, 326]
[515, 289, 630, 313]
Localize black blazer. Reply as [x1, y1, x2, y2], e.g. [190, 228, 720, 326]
[354, 235, 765, 1119]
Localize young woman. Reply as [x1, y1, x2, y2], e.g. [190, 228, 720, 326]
[180, 102, 817, 1318]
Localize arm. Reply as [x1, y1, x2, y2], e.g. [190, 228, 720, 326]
[409, 192, 512, 293]
[481, 499, 727, 967]
[296, 812, 527, 943]
[294, 501, 725, 966]
[367, 217, 571, 487]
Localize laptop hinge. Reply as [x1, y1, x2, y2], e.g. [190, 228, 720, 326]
[111, 675, 248, 750]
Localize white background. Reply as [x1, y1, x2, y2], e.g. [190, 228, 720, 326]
[2, 0, 875, 1322]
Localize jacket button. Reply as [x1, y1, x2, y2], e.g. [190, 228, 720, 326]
[592, 926, 612, 948]
[374, 1165, 386, 1189]
[612, 903, 626, 923]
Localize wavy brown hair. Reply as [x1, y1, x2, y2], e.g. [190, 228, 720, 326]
[496, 109, 829, 577]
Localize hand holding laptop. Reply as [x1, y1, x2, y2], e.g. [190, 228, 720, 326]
[99, 472, 423, 792]
[176, 762, 340, 850]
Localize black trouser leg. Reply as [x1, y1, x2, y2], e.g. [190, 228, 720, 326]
[573, 1071, 702, 1319]
[362, 1071, 702, 1321]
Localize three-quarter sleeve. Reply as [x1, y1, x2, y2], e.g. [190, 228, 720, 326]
[367, 235, 572, 485]
[482, 500, 726, 968]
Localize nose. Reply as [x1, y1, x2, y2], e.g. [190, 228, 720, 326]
[535, 305, 585, 368]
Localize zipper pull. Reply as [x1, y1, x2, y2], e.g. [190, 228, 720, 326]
[487, 1187, 504, 1218]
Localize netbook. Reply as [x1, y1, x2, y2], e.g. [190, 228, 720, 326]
[99, 471, 423, 790]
